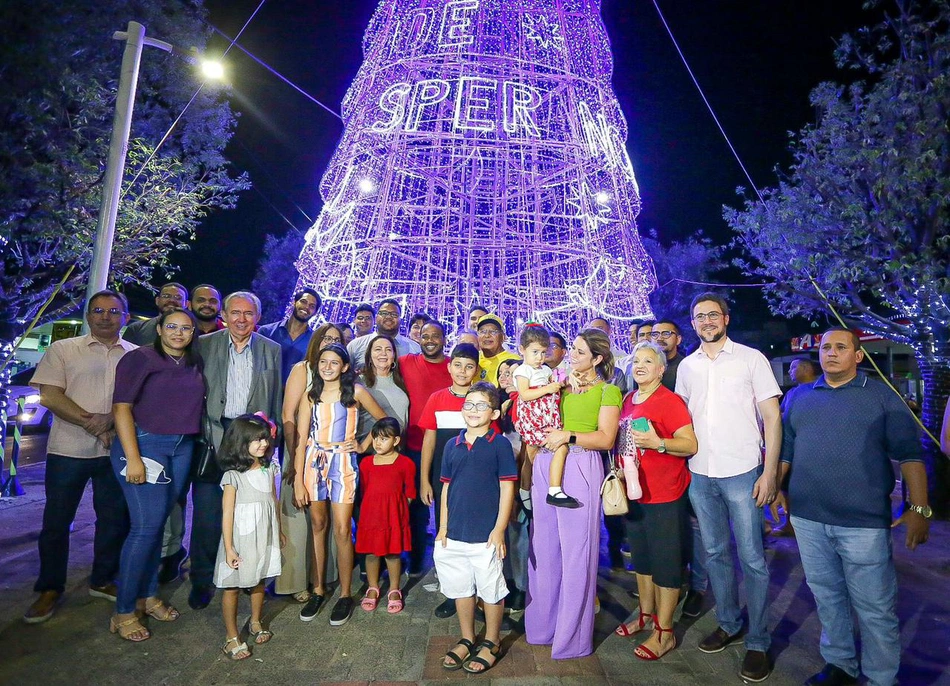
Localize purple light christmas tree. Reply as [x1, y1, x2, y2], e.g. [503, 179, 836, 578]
[296, 0, 656, 331]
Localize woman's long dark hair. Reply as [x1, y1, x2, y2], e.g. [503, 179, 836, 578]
[309, 344, 357, 407]
[216, 414, 275, 472]
[360, 335, 408, 393]
[152, 308, 201, 366]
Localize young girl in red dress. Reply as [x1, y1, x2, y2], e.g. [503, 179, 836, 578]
[355, 417, 417, 614]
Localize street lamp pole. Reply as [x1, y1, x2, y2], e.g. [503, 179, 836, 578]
[83, 21, 171, 316]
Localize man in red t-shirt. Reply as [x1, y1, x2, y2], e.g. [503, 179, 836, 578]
[398, 321, 451, 576]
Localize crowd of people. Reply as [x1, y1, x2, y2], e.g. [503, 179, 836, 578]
[21, 282, 937, 684]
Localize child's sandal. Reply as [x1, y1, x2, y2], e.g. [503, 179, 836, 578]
[361, 586, 380, 612]
[248, 620, 273, 644]
[387, 589, 403, 614]
[222, 636, 251, 660]
[442, 637, 475, 671]
[462, 639, 501, 673]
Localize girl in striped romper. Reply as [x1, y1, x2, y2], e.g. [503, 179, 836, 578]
[292, 344, 386, 625]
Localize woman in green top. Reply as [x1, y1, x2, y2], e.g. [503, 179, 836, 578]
[525, 328, 622, 659]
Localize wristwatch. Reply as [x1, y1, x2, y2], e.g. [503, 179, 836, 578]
[568, 432, 577, 445]
[657, 439, 667, 454]
[906, 503, 933, 519]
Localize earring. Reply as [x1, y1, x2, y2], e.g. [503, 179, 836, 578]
[390, 362, 396, 371]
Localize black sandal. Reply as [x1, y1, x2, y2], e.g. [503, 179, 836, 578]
[442, 638, 475, 671]
[463, 639, 501, 674]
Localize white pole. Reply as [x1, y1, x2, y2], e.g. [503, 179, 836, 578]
[84, 21, 147, 317]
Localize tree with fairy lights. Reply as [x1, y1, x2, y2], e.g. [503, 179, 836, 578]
[726, 0, 950, 513]
[295, 0, 656, 333]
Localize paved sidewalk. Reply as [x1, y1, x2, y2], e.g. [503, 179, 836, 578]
[1, 462, 948, 685]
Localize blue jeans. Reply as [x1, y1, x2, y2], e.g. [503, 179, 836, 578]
[689, 467, 770, 652]
[35, 454, 129, 593]
[791, 516, 899, 686]
[685, 490, 708, 591]
[111, 430, 193, 614]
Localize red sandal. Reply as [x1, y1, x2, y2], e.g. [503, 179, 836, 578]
[634, 619, 677, 660]
[614, 611, 653, 637]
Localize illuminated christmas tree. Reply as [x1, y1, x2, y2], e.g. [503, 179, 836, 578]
[296, 0, 656, 331]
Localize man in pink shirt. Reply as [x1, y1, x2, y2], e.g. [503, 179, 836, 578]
[23, 290, 137, 624]
[675, 293, 782, 682]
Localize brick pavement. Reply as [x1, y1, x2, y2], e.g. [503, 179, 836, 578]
[1, 461, 948, 685]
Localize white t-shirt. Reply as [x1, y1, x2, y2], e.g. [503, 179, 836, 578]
[513, 363, 552, 387]
[675, 338, 781, 478]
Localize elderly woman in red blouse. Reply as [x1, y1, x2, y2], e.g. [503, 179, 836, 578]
[613, 340, 697, 661]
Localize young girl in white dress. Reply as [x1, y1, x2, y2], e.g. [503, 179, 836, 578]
[214, 413, 285, 660]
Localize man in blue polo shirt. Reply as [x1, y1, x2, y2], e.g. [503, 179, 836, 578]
[781, 327, 930, 686]
[258, 288, 320, 381]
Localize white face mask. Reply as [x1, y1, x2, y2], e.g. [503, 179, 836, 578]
[120, 456, 171, 484]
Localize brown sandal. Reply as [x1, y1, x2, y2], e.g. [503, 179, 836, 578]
[145, 599, 180, 622]
[110, 614, 151, 642]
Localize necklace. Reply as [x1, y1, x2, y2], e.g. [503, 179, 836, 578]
[168, 353, 184, 366]
[635, 380, 662, 403]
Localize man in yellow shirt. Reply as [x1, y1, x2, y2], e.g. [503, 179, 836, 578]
[476, 314, 519, 387]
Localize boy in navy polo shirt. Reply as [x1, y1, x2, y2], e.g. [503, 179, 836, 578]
[434, 382, 517, 674]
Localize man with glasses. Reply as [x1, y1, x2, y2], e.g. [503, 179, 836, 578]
[122, 282, 190, 346]
[352, 303, 375, 338]
[259, 287, 321, 382]
[476, 314, 519, 387]
[347, 298, 421, 369]
[675, 293, 782, 682]
[545, 331, 568, 371]
[650, 320, 684, 390]
[188, 290, 283, 610]
[23, 290, 136, 623]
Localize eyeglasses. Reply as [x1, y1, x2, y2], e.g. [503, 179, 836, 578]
[462, 401, 491, 411]
[479, 328, 501, 336]
[322, 335, 342, 344]
[649, 331, 676, 339]
[548, 343, 564, 350]
[377, 310, 399, 319]
[355, 315, 373, 322]
[692, 312, 723, 323]
[164, 323, 195, 334]
[158, 293, 184, 301]
[91, 307, 124, 316]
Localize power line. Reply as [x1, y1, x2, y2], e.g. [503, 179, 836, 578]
[650, 0, 765, 204]
[209, 25, 344, 122]
[121, 0, 269, 196]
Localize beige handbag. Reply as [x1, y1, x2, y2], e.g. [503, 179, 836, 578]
[601, 467, 629, 516]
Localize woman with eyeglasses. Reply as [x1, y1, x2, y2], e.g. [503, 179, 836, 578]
[276, 323, 346, 602]
[109, 308, 205, 642]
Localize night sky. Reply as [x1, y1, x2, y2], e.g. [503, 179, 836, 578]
[164, 0, 872, 322]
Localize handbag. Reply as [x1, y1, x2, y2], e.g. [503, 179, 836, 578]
[601, 466, 629, 516]
[191, 413, 222, 484]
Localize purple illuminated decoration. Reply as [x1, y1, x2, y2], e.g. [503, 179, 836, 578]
[296, 0, 656, 332]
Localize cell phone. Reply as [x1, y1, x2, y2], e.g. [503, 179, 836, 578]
[631, 417, 649, 432]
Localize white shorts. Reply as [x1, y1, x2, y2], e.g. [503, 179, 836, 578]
[433, 538, 509, 605]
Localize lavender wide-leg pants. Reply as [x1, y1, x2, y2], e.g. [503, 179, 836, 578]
[525, 447, 603, 659]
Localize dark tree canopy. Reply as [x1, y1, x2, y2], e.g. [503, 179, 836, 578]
[252, 230, 307, 324]
[0, 0, 249, 343]
[725, 0, 950, 511]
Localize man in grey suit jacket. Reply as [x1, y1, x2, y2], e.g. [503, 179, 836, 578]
[188, 290, 283, 610]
